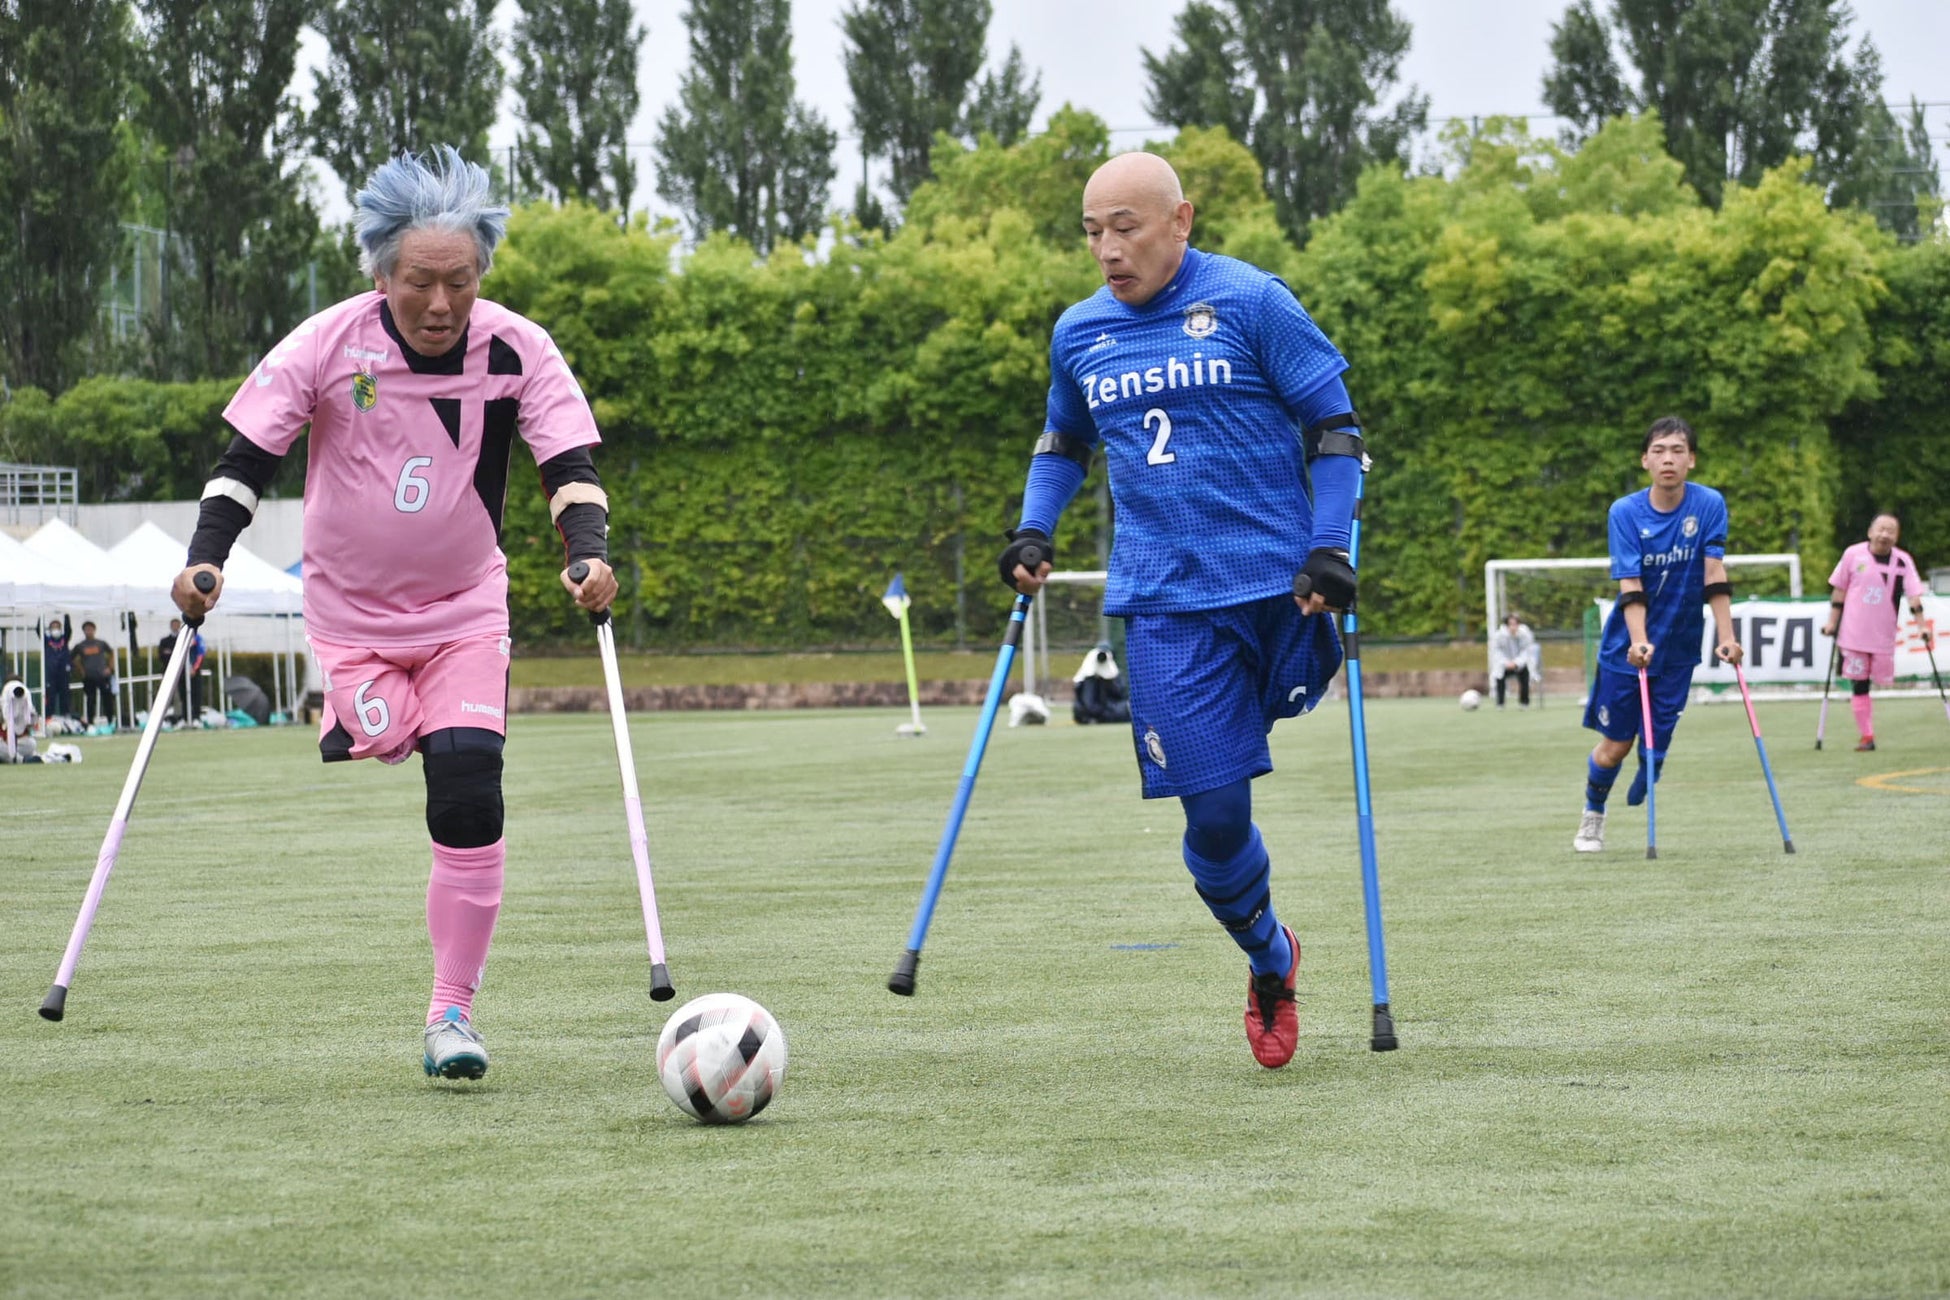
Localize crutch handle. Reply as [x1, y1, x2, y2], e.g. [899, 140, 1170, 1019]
[184, 570, 216, 628]
[566, 560, 611, 627]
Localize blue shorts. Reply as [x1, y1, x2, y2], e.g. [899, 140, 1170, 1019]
[1123, 595, 1343, 799]
[1583, 665, 1694, 751]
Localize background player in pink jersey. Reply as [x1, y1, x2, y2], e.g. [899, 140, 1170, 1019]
[1822, 513, 1930, 752]
[171, 147, 618, 1081]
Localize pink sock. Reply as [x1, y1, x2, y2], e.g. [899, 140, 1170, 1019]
[1851, 694, 1873, 740]
[426, 839, 505, 1025]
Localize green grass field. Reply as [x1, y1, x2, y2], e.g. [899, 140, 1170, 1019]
[4, 693, 1946, 1297]
[504, 638, 1585, 688]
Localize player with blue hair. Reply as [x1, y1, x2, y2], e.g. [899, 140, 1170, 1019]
[173, 147, 618, 1081]
[1000, 151, 1363, 1070]
[1573, 416, 1742, 852]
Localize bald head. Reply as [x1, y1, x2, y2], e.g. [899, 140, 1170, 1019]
[1084, 152, 1185, 213]
[1081, 152, 1194, 305]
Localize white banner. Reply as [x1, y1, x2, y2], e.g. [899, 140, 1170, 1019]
[1594, 596, 1946, 684]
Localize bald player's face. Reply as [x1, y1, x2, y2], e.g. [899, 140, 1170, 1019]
[1081, 178, 1191, 306]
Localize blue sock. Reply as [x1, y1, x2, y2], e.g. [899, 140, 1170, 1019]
[1626, 751, 1665, 806]
[1183, 826, 1290, 976]
[1586, 755, 1621, 812]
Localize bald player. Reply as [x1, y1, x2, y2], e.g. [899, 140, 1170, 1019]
[998, 151, 1364, 1070]
[173, 147, 618, 1083]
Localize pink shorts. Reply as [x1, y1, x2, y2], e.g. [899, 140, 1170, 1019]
[1839, 648, 1895, 687]
[311, 631, 511, 762]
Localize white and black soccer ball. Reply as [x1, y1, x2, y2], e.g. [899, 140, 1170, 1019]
[1459, 688, 1483, 711]
[656, 993, 788, 1125]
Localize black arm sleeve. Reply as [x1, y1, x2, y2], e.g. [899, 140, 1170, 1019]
[187, 430, 284, 567]
[538, 447, 608, 563]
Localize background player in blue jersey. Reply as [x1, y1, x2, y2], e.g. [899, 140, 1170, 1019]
[999, 151, 1365, 1070]
[1574, 417, 1742, 852]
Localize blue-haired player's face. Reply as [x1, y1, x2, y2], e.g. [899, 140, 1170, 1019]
[1081, 185, 1193, 306]
[1640, 433, 1695, 491]
[375, 227, 481, 357]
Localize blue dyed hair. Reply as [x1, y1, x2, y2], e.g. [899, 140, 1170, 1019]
[354, 146, 510, 280]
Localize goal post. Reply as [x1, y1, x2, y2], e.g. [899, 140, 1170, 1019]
[1021, 569, 1109, 698]
[1485, 553, 1805, 694]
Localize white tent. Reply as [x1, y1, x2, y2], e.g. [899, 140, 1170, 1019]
[103, 521, 301, 618]
[0, 529, 84, 609]
[24, 517, 175, 616]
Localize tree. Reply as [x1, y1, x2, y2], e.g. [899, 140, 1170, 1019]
[962, 44, 1040, 148]
[308, 0, 503, 205]
[654, 0, 836, 254]
[1542, 0, 1892, 213]
[904, 105, 1109, 246]
[0, 0, 134, 394]
[1824, 97, 1942, 242]
[839, 0, 1041, 212]
[134, 0, 321, 381]
[1143, 0, 1429, 244]
[509, 0, 645, 214]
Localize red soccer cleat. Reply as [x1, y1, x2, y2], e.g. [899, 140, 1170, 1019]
[1243, 925, 1301, 1068]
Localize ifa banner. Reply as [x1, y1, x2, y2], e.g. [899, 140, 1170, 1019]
[1594, 596, 1946, 684]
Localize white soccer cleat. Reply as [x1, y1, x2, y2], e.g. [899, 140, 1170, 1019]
[1573, 809, 1606, 853]
[423, 1006, 489, 1080]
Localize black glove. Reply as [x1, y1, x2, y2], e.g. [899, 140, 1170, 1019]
[1291, 548, 1356, 609]
[997, 528, 1052, 591]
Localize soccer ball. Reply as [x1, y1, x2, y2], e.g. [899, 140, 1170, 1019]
[656, 993, 788, 1124]
[1459, 688, 1483, 711]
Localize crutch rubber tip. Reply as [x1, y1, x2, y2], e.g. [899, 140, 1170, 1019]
[649, 963, 675, 1002]
[888, 950, 920, 996]
[1783, 840, 1796, 854]
[39, 985, 67, 1021]
[1370, 1004, 1398, 1052]
[1646, 847, 1658, 860]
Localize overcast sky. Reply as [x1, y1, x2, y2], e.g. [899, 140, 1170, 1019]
[308, 0, 1950, 220]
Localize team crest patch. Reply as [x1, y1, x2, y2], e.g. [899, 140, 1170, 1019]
[1144, 727, 1168, 768]
[1597, 705, 1610, 728]
[1682, 515, 1698, 537]
[1181, 302, 1218, 339]
[351, 370, 377, 412]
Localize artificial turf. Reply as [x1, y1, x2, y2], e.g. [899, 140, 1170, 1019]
[3, 692, 1944, 1297]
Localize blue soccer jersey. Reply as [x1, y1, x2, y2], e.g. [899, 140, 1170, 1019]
[1043, 247, 1348, 616]
[1596, 483, 1729, 676]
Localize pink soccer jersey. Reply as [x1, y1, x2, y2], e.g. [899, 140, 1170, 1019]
[224, 292, 598, 647]
[1829, 541, 1924, 654]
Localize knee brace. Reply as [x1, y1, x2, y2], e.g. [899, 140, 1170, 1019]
[1180, 778, 1254, 864]
[421, 727, 505, 848]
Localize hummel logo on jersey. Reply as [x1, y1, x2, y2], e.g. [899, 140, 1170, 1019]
[343, 345, 389, 363]
[1087, 332, 1117, 353]
[460, 700, 504, 720]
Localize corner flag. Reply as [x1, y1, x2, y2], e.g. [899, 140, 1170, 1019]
[881, 573, 911, 619]
[882, 573, 925, 737]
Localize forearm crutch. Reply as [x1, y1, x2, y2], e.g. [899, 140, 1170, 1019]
[1294, 466, 1397, 1052]
[41, 573, 213, 1021]
[889, 583, 1039, 997]
[1734, 661, 1795, 854]
[569, 561, 674, 1002]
